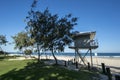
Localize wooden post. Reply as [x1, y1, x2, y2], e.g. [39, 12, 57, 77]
[101, 63, 106, 74]
[74, 58, 76, 64]
[106, 67, 112, 80]
[88, 62, 90, 71]
[64, 61, 67, 67]
[76, 61, 78, 69]
[115, 75, 120, 80]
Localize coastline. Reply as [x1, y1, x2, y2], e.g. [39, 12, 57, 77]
[8, 54, 120, 74]
[44, 55, 120, 74]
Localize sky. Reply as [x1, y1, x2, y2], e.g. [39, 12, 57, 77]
[0, 0, 120, 53]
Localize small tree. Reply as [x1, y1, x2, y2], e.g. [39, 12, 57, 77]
[25, 0, 77, 63]
[0, 35, 7, 55]
[12, 32, 34, 55]
[41, 13, 77, 64]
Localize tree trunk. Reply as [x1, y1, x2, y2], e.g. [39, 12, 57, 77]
[51, 49, 58, 65]
[45, 52, 48, 59]
[37, 44, 40, 62]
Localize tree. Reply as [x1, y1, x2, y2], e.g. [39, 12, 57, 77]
[25, 0, 77, 63]
[12, 31, 34, 54]
[0, 35, 7, 55]
[41, 12, 77, 64]
[24, 49, 32, 57]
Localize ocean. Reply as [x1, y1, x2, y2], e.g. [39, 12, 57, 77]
[9, 52, 120, 57]
[46, 53, 120, 57]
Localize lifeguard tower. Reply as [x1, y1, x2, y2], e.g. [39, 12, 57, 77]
[69, 31, 98, 67]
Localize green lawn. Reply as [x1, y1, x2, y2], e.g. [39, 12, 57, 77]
[0, 56, 98, 80]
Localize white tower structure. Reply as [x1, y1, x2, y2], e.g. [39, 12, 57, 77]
[69, 31, 98, 67]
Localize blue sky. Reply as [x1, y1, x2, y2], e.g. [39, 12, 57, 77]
[0, 0, 120, 53]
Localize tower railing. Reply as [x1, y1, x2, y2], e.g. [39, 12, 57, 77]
[69, 39, 98, 49]
[90, 39, 98, 47]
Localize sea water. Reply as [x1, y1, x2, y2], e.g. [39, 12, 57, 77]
[8, 52, 120, 57]
[52, 53, 120, 57]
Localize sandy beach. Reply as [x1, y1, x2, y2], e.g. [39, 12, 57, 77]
[8, 54, 120, 74]
[39, 55, 120, 74]
[86, 57, 120, 74]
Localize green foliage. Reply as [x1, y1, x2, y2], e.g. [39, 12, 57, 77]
[25, 0, 77, 63]
[0, 35, 7, 53]
[0, 35, 7, 45]
[0, 51, 5, 55]
[24, 49, 32, 55]
[12, 32, 28, 50]
[26, 2, 77, 53]
[12, 32, 34, 51]
[0, 51, 8, 55]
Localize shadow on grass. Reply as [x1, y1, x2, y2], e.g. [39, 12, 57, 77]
[0, 55, 5, 60]
[0, 60, 94, 80]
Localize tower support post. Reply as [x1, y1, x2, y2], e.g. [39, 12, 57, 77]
[90, 48, 93, 67]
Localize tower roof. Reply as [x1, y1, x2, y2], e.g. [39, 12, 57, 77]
[73, 31, 96, 40]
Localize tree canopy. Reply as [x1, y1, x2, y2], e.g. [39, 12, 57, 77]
[0, 35, 7, 46]
[25, 0, 77, 63]
[0, 35, 7, 55]
[12, 31, 34, 52]
[0, 35, 7, 53]
[24, 49, 32, 55]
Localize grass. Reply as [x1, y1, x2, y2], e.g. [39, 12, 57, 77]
[0, 60, 34, 75]
[0, 56, 98, 80]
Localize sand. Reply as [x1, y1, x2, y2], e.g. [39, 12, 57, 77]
[86, 57, 120, 74]
[39, 55, 120, 74]
[7, 55, 120, 80]
[8, 54, 120, 74]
